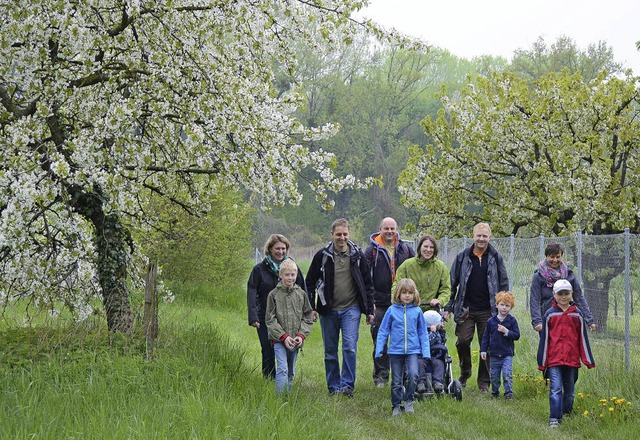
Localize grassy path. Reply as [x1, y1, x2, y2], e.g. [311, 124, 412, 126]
[203, 304, 636, 440]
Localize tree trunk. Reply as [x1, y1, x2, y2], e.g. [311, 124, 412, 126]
[581, 247, 624, 333]
[96, 212, 134, 333]
[70, 185, 134, 333]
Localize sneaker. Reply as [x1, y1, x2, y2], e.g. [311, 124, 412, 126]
[549, 420, 559, 428]
[491, 393, 500, 399]
[404, 401, 414, 414]
[375, 381, 386, 388]
[458, 375, 470, 388]
[505, 394, 513, 401]
[479, 385, 489, 393]
[392, 406, 402, 417]
[340, 388, 354, 398]
[416, 382, 426, 394]
[433, 381, 444, 394]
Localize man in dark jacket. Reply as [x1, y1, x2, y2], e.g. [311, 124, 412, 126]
[364, 217, 415, 388]
[445, 222, 509, 392]
[306, 218, 374, 397]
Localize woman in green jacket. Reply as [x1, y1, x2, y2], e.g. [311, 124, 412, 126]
[393, 235, 450, 311]
[393, 234, 451, 395]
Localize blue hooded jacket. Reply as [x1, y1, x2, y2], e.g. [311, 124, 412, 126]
[375, 303, 430, 358]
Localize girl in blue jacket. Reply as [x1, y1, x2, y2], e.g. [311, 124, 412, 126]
[376, 278, 430, 416]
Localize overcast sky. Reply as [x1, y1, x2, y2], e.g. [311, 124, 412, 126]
[355, 0, 640, 74]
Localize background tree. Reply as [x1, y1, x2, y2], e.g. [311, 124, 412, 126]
[138, 183, 253, 286]
[270, 38, 478, 241]
[509, 36, 622, 81]
[0, 0, 377, 332]
[398, 69, 640, 328]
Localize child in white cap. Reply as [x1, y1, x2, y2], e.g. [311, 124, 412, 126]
[537, 279, 595, 427]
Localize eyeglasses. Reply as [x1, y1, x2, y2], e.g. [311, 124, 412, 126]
[555, 291, 572, 296]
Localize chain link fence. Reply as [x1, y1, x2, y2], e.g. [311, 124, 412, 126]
[263, 229, 638, 371]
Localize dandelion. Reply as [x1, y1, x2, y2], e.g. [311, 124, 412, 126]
[609, 407, 614, 412]
[583, 410, 589, 416]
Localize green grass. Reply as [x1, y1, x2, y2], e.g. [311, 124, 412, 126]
[1, 280, 639, 439]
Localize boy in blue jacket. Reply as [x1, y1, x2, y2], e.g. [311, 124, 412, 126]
[480, 291, 520, 400]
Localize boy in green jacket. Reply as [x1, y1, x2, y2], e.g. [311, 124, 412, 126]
[265, 259, 314, 394]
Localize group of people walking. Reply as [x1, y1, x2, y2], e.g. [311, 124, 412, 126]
[247, 218, 596, 426]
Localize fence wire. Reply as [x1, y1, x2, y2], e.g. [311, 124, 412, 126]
[272, 229, 638, 371]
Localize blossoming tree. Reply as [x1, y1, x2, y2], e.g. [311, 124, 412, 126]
[398, 69, 640, 328]
[0, 0, 376, 332]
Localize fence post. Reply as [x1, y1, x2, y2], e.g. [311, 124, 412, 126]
[576, 229, 583, 285]
[624, 228, 631, 372]
[539, 234, 545, 262]
[143, 262, 159, 360]
[444, 236, 449, 263]
[509, 234, 515, 289]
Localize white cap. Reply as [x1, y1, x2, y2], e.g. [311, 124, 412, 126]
[423, 310, 442, 327]
[553, 279, 572, 294]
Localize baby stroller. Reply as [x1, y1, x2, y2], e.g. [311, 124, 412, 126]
[415, 308, 463, 401]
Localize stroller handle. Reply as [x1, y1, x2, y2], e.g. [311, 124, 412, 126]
[419, 303, 448, 322]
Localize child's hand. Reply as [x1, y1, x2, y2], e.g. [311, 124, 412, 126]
[284, 336, 297, 350]
[430, 324, 437, 333]
[480, 351, 487, 360]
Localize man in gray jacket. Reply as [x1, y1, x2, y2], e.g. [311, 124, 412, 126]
[445, 223, 509, 392]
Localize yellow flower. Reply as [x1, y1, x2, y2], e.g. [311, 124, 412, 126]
[609, 407, 614, 412]
[583, 410, 589, 416]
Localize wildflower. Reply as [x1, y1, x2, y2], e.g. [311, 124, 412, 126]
[583, 410, 589, 416]
[609, 407, 614, 412]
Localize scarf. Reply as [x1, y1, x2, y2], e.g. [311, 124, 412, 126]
[538, 259, 569, 288]
[264, 255, 289, 276]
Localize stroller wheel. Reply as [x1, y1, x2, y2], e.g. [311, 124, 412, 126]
[450, 380, 463, 401]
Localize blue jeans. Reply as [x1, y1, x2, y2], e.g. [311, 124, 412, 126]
[319, 305, 361, 393]
[489, 355, 513, 396]
[389, 354, 419, 408]
[418, 351, 445, 386]
[547, 366, 579, 422]
[273, 342, 299, 394]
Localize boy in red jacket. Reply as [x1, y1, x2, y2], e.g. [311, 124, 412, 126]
[537, 279, 595, 427]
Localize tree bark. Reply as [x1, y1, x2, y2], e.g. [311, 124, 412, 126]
[70, 185, 134, 333]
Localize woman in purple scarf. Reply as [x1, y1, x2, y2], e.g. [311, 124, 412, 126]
[530, 243, 596, 332]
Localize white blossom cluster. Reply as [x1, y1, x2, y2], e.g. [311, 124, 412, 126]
[0, 0, 374, 320]
[399, 71, 640, 237]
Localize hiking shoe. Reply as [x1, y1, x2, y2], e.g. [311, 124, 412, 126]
[404, 401, 414, 414]
[458, 375, 470, 388]
[505, 394, 513, 401]
[392, 406, 402, 417]
[340, 388, 354, 398]
[491, 393, 500, 399]
[433, 381, 444, 394]
[549, 419, 559, 428]
[479, 385, 489, 393]
[416, 382, 426, 393]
